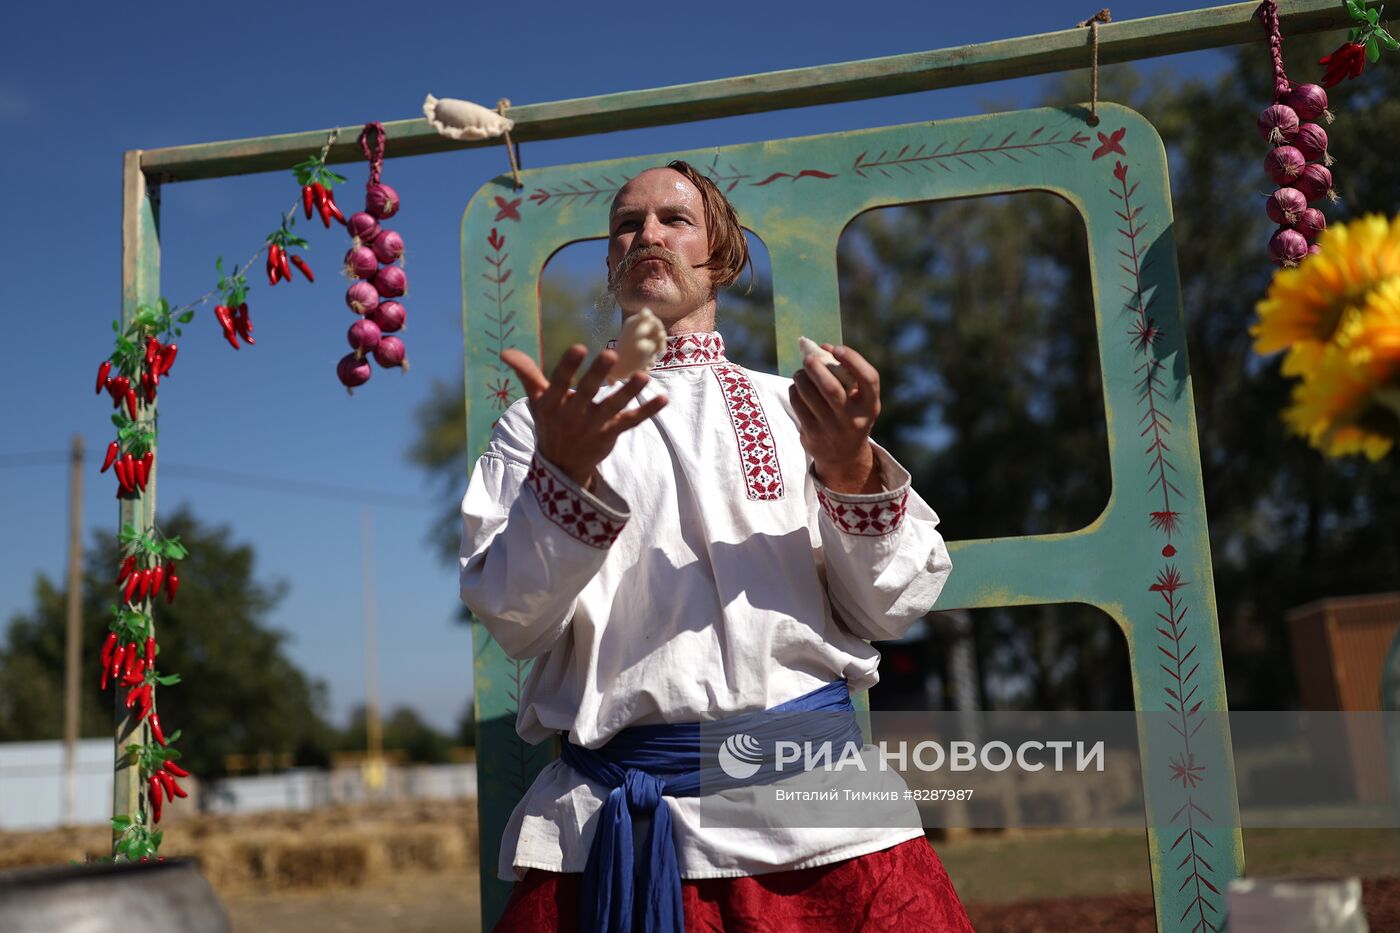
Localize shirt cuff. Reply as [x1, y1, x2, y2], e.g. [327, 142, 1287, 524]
[812, 445, 911, 538]
[525, 454, 630, 549]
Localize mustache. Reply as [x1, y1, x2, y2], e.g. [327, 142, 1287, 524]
[611, 246, 683, 284]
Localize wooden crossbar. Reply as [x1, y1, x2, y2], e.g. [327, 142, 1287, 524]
[137, 0, 1359, 182]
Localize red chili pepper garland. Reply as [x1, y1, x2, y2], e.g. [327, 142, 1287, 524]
[96, 131, 350, 860]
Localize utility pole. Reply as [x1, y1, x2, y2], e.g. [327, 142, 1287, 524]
[361, 506, 385, 794]
[62, 434, 84, 825]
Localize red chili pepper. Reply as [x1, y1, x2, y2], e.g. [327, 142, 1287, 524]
[289, 254, 314, 282]
[215, 305, 240, 350]
[302, 184, 315, 219]
[268, 244, 284, 285]
[136, 568, 153, 602]
[123, 645, 140, 682]
[232, 304, 253, 343]
[163, 760, 190, 778]
[324, 187, 345, 225]
[109, 375, 131, 408]
[137, 452, 152, 490]
[146, 635, 156, 662]
[145, 338, 159, 368]
[279, 248, 293, 282]
[116, 555, 136, 586]
[165, 566, 179, 603]
[124, 387, 138, 420]
[114, 455, 132, 493]
[1319, 41, 1367, 88]
[158, 343, 178, 376]
[101, 441, 120, 473]
[150, 713, 167, 746]
[100, 631, 118, 670]
[106, 644, 126, 690]
[165, 772, 187, 799]
[96, 361, 112, 395]
[122, 565, 141, 603]
[313, 183, 331, 227]
[140, 371, 155, 404]
[149, 774, 163, 823]
[127, 684, 152, 721]
[149, 565, 164, 597]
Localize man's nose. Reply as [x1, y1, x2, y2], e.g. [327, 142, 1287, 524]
[636, 215, 667, 247]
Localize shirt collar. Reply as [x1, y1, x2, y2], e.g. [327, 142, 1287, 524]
[606, 332, 727, 370]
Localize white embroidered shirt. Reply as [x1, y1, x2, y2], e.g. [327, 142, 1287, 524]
[459, 332, 952, 880]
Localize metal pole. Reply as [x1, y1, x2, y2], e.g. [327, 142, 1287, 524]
[62, 434, 84, 826]
[361, 506, 384, 794]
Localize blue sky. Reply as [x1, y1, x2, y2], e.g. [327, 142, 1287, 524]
[0, 1, 1243, 735]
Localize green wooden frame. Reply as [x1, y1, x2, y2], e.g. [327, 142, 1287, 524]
[462, 101, 1237, 932]
[119, 2, 1365, 929]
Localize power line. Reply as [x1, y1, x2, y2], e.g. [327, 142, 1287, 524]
[0, 451, 437, 510]
[0, 452, 68, 467]
[156, 463, 434, 510]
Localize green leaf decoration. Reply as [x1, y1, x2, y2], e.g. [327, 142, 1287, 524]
[178, 310, 194, 323]
[111, 815, 132, 830]
[1345, 0, 1362, 17]
[157, 673, 182, 686]
[1367, 7, 1380, 24]
[1368, 34, 1381, 60]
[1380, 27, 1399, 49]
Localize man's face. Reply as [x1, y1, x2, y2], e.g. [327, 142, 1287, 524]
[606, 168, 714, 321]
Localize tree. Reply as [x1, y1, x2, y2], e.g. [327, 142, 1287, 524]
[0, 505, 338, 776]
[341, 703, 455, 763]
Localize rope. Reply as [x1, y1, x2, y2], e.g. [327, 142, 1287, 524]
[1077, 9, 1112, 126]
[497, 98, 524, 191]
[1256, 0, 1292, 102]
[359, 122, 386, 186]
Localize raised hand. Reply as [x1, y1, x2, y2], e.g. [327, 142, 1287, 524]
[789, 344, 883, 494]
[501, 345, 667, 488]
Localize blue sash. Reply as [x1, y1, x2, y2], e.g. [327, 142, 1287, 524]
[559, 680, 861, 933]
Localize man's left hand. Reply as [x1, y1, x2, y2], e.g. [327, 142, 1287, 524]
[790, 344, 883, 494]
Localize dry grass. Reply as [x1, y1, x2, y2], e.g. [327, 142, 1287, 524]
[7, 805, 1398, 931]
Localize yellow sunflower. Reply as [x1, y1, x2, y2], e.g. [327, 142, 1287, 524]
[1252, 214, 1400, 379]
[1253, 214, 1400, 460]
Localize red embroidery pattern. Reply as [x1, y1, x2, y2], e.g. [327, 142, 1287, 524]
[713, 366, 784, 501]
[604, 332, 727, 370]
[816, 487, 909, 536]
[654, 333, 726, 369]
[525, 456, 626, 549]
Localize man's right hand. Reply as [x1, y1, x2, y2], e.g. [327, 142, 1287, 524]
[501, 345, 667, 488]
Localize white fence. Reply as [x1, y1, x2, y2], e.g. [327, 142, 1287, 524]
[0, 740, 476, 831]
[0, 739, 115, 831]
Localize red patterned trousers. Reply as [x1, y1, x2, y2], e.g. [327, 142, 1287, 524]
[494, 836, 975, 932]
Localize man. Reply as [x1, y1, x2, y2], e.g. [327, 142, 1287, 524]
[460, 161, 973, 931]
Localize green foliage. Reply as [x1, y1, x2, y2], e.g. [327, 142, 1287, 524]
[341, 704, 456, 763]
[0, 506, 338, 776]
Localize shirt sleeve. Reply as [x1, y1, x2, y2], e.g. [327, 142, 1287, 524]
[813, 443, 952, 642]
[459, 401, 630, 660]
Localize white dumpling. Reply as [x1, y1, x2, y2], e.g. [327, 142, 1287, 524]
[798, 336, 856, 389]
[610, 309, 667, 382]
[423, 94, 515, 141]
